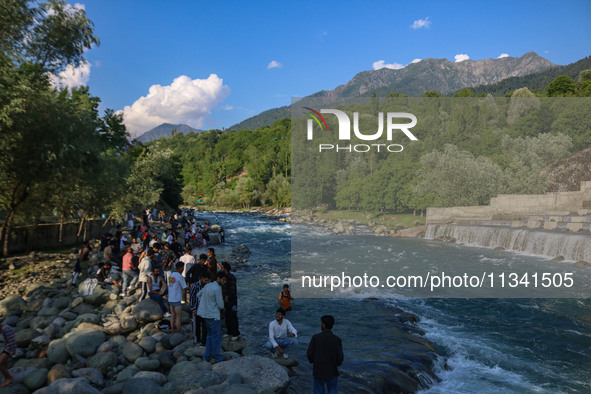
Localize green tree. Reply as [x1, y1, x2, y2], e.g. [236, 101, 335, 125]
[546, 75, 576, 96]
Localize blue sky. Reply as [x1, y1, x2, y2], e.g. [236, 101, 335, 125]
[56, 0, 591, 137]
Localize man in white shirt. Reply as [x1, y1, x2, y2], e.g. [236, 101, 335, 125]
[265, 309, 298, 359]
[197, 271, 227, 363]
[180, 246, 195, 278]
[167, 261, 188, 334]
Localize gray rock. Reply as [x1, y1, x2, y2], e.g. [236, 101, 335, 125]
[221, 336, 250, 353]
[120, 317, 137, 332]
[241, 346, 257, 356]
[160, 365, 223, 394]
[158, 351, 177, 370]
[24, 368, 48, 391]
[100, 382, 124, 394]
[138, 336, 156, 354]
[110, 335, 128, 347]
[103, 321, 123, 335]
[31, 334, 51, 348]
[116, 365, 139, 382]
[121, 378, 161, 394]
[97, 341, 114, 352]
[15, 329, 38, 347]
[271, 355, 299, 368]
[47, 364, 71, 383]
[132, 299, 163, 324]
[133, 371, 167, 385]
[3, 316, 19, 326]
[212, 355, 289, 392]
[6, 367, 37, 384]
[0, 295, 25, 316]
[43, 377, 102, 394]
[71, 353, 87, 369]
[37, 306, 60, 317]
[53, 297, 71, 310]
[169, 333, 184, 347]
[43, 323, 60, 339]
[0, 383, 28, 394]
[185, 346, 206, 358]
[121, 342, 143, 363]
[83, 286, 111, 306]
[134, 357, 160, 371]
[71, 368, 104, 387]
[65, 328, 106, 358]
[222, 351, 241, 361]
[86, 351, 117, 374]
[29, 316, 53, 330]
[160, 335, 172, 350]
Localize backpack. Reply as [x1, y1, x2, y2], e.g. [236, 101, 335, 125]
[155, 319, 171, 330]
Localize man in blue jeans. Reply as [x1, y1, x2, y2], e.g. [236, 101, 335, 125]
[197, 271, 227, 363]
[307, 315, 344, 394]
[265, 309, 298, 359]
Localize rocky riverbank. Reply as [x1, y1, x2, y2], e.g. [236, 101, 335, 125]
[290, 211, 425, 238]
[0, 241, 296, 394]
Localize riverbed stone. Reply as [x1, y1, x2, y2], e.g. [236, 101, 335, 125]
[121, 342, 143, 363]
[86, 351, 117, 374]
[133, 371, 167, 385]
[160, 361, 223, 394]
[134, 357, 160, 371]
[158, 351, 176, 370]
[0, 295, 25, 316]
[6, 367, 37, 384]
[132, 299, 163, 323]
[116, 365, 140, 382]
[212, 356, 289, 392]
[221, 337, 249, 353]
[23, 368, 48, 390]
[121, 378, 162, 394]
[43, 377, 102, 394]
[138, 336, 156, 353]
[71, 368, 104, 387]
[65, 328, 105, 357]
[14, 328, 38, 347]
[47, 364, 71, 383]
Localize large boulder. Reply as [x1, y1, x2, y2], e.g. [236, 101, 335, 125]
[137, 336, 156, 354]
[23, 368, 48, 391]
[160, 361, 223, 394]
[71, 368, 104, 387]
[47, 364, 71, 384]
[212, 355, 289, 392]
[6, 367, 37, 384]
[83, 285, 111, 306]
[221, 336, 250, 353]
[121, 342, 144, 363]
[132, 371, 167, 386]
[65, 328, 105, 358]
[132, 299, 163, 324]
[0, 295, 25, 316]
[14, 328, 38, 347]
[86, 351, 117, 375]
[43, 377, 102, 394]
[121, 378, 162, 394]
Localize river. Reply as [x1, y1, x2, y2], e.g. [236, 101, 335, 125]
[193, 212, 591, 393]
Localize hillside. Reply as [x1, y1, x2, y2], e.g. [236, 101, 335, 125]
[135, 123, 202, 143]
[544, 148, 591, 192]
[470, 55, 591, 96]
[228, 51, 556, 130]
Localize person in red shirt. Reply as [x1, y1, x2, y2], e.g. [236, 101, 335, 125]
[121, 247, 138, 297]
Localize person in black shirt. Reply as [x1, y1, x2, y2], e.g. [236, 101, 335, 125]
[222, 262, 240, 338]
[307, 315, 344, 394]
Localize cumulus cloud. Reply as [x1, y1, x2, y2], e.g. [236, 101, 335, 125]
[48, 61, 91, 90]
[373, 60, 404, 70]
[267, 60, 282, 69]
[454, 54, 470, 62]
[497, 53, 509, 59]
[122, 74, 230, 138]
[410, 17, 431, 29]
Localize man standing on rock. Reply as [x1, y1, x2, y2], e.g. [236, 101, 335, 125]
[121, 247, 138, 297]
[198, 271, 227, 363]
[168, 261, 188, 334]
[138, 248, 154, 301]
[221, 262, 240, 339]
[0, 322, 16, 387]
[307, 315, 344, 394]
[189, 273, 210, 346]
[265, 309, 297, 359]
[72, 240, 91, 286]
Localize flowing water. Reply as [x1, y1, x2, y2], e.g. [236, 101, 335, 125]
[193, 212, 591, 393]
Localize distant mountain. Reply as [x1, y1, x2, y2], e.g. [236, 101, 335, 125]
[228, 51, 557, 130]
[135, 123, 202, 143]
[470, 55, 591, 96]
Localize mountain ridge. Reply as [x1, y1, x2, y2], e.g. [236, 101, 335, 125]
[135, 123, 202, 143]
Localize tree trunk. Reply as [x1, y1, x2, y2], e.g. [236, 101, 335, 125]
[58, 212, 65, 245]
[1, 210, 15, 257]
[102, 214, 112, 229]
[77, 214, 87, 238]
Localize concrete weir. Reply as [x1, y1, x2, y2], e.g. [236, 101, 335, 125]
[425, 181, 591, 261]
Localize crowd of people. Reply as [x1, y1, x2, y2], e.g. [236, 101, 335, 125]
[1, 208, 344, 394]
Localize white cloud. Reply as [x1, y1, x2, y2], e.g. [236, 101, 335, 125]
[497, 53, 509, 59]
[410, 17, 431, 29]
[122, 74, 230, 138]
[454, 54, 470, 62]
[373, 60, 404, 70]
[267, 60, 282, 69]
[222, 105, 233, 111]
[48, 61, 91, 90]
[410, 58, 422, 64]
